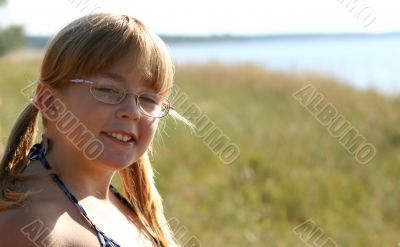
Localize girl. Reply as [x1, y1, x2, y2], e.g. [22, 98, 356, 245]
[0, 13, 190, 247]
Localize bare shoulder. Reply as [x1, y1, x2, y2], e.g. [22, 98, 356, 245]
[0, 180, 84, 247]
[0, 205, 59, 246]
[0, 201, 97, 247]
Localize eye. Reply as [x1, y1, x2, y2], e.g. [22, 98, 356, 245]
[90, 80, 126, 104]
[96, 86, 120, 94]
[93, 79, 124, 95]
[140, 95, 158, 104]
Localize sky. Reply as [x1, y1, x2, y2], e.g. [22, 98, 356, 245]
[0, 0, 399, 36]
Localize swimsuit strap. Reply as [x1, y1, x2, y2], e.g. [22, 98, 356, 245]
[28, 139, 163, 247]
[28, 140, 120, 247]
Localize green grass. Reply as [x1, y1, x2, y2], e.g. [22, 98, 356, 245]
[1, 57, 400, 246]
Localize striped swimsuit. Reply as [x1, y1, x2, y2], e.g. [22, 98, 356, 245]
[28, 140, 161, 247]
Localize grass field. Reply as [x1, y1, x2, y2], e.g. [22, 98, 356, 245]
[1, 56, 399, 246]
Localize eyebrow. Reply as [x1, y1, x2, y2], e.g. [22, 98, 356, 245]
[99, 71, 128, 84]
[98, 71, 156, 93]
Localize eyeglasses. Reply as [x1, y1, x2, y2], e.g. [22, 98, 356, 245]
[69, 78, 174, 118]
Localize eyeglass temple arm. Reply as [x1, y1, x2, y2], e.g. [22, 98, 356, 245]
[69, 79, 94, 84]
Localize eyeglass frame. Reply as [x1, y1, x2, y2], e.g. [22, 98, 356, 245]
[68, 78, 175, 118]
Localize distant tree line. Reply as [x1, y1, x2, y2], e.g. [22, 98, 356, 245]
[0, 0, 25, 56]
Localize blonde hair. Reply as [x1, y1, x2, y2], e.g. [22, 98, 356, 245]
[0, 13, 187, 247]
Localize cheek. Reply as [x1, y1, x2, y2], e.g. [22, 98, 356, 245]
[138, 119, 159, 146]
[47, 91, 95, 129]
[64, 93, 108, 129]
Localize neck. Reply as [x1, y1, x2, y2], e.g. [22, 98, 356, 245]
[44, 141, 115, 201]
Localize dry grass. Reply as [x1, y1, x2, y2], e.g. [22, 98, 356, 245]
[1, 58, 400, 246]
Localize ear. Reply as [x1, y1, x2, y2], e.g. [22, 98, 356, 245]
[32, 83, 66, 122]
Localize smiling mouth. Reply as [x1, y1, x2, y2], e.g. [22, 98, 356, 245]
[102, 131, 135, 144]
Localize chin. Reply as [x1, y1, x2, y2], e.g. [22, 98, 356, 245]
[96, 154, 138, 171]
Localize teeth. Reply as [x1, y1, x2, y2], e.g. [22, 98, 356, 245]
[108, 132, 131, 142]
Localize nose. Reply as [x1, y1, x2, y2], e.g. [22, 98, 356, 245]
[116, 94, 141, 120]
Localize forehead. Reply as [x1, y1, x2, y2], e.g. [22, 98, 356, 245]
[95, 48, 158, 91]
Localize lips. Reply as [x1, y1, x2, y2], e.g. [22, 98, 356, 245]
[101, 130, 137, 144]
